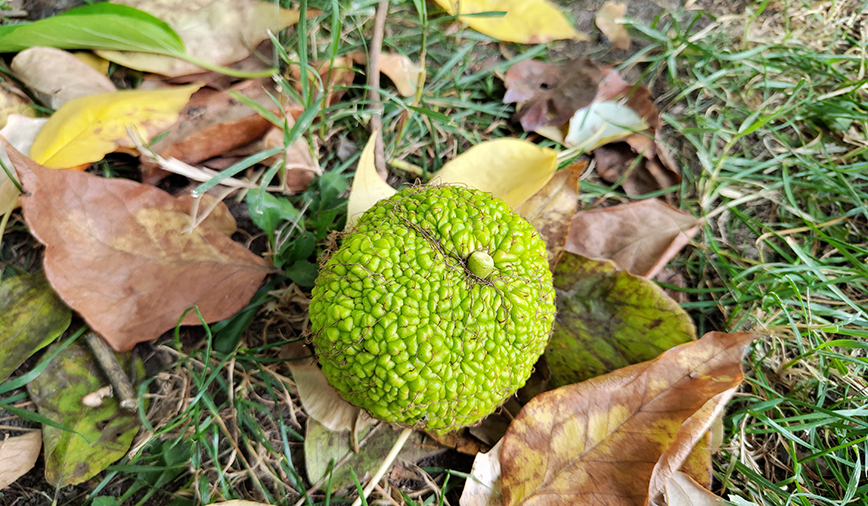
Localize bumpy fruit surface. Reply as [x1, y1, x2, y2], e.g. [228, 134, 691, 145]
[310, 186, 556, 433]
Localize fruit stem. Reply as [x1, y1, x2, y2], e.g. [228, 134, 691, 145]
[351, 427, 413, 506]
[468, 250, 495, 279]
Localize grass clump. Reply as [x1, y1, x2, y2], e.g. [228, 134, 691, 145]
[603, 1, 868, 503]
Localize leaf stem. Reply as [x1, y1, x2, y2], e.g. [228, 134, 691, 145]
[174, 52, 278, 78]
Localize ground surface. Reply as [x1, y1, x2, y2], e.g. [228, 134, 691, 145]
[3, 0, 868, 505]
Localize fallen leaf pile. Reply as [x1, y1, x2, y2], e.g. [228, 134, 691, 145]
[0, 1, 748, 504]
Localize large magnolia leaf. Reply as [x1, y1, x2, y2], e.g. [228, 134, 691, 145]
[28, 341, 143, 486]
[565, 199, 701, 279]
[433, 0, 587, 43]
[0, 431, 41, 489]
[30, 85, 200, 169]
[97, 0, 302, 77]
[6, 141, 272, 352]
[0, 273, 71, 382]
[545, 253, 696, 387]
[500, 332, 757, 506]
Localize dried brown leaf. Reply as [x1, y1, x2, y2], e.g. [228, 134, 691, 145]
[11, 47, 116, 110]
[280, 341, 376, 433]
[516, 161, 583, 269]
[142, 79, 278, 185]
[0, 431, 41, 489]
[565, 199, 701, 278]
[459, 439, 503, 506]
[500, 332, 758, 506]
[595, 2, 631, 50]
[6, 141, 273, 351]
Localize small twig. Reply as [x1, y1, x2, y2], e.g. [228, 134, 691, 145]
[84, 332, 137, 410]
[367, 0, 390, 180]
[350, 427, 413, 506]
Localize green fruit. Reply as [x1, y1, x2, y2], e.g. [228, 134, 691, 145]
[310, 185, 556, 433]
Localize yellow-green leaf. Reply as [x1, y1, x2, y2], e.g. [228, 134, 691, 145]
[30, 84, 200, 169]
[433, 139, 557, 208]
[27, 341, 145, 487]
[433, 0, 587, 43]
[0, 273, 72, 383]
[345, 133, 396, 228]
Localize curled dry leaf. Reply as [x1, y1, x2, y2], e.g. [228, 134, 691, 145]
[500, 332, 758, 506]
[565, 199, 701, 279]
[11, 47, 116, 110]
[0, 114, 48, 157]
[459, 439, 503, 506]
[546, 253, 696, 387]
[505, 59, 603, 133]
[30, 84, 201, 170]
[515, 162, 583, 269]
[504, 59, 660, 151]
[349, 52, 423, 97]
[593, 136, 681, 197]
[595, 2, 631, 50]
[6, 140, 273, 352]
[0, 431, 42, 489]
[280, 341, 376, 433]
[142, 79, 278, 185]
[433, 0, 588, 43]
[665, 471, 725, 506]
[288, 56, 357, 109]
[96, 0, 303, 77]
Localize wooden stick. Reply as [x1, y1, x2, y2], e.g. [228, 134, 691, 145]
[84, 331, 137, 410]
[367, 0, 390, 180]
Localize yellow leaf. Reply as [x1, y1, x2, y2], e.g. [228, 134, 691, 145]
[433, 139, 557, 208]
[30, 85, 201, 169]
[73, 52, 111, 75]
[345, 133, 395, 228]
[433, 0, 587, 43]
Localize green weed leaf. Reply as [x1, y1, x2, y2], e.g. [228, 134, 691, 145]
[0, 4, 184, 54]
